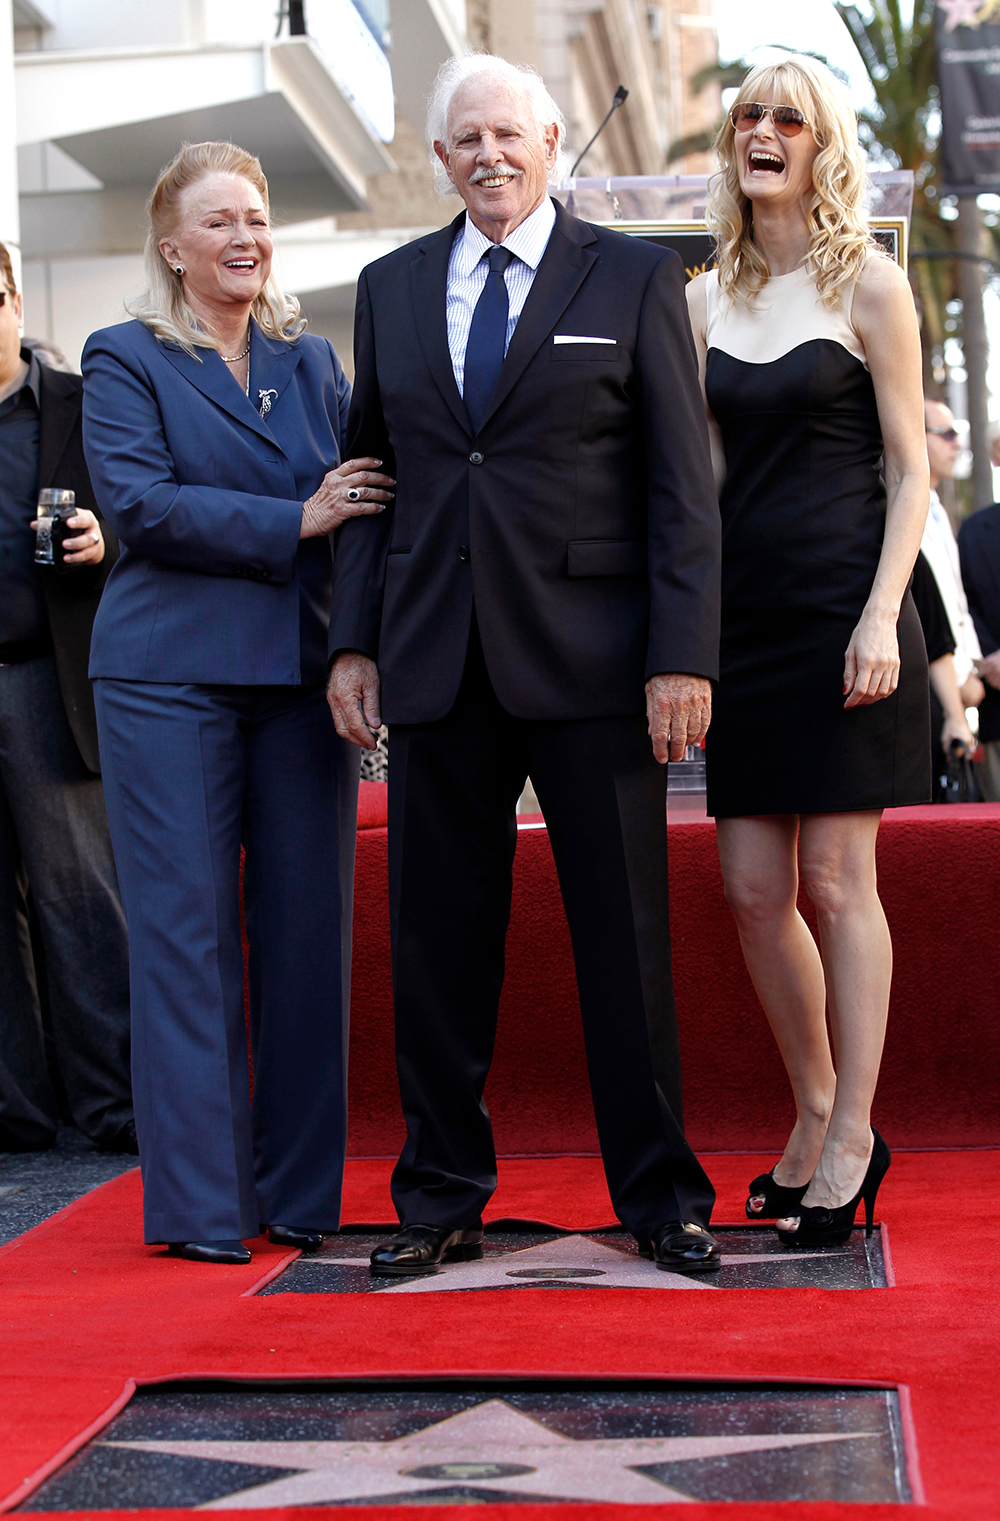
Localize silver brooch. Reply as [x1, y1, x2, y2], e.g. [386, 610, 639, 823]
[258, 388, 278, 416]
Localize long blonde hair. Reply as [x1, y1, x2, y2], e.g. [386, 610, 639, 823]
[129, 141, 305, 355]
[707, 56, 878, 310]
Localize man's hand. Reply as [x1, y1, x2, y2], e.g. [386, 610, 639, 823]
[327, 652, 382, 750]
[941, 712, 977, 756]
[645, 673, 712, 764]
[31, 508, 105, 566]
[977, 651, 1000, 691]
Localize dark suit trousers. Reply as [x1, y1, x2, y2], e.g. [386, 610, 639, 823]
[387, 621, 715, 1242]
[94, 679, 358, 1243]
[0, 654, 131, 1149]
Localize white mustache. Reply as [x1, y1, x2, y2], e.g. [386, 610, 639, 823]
[469, 166, 524, 183]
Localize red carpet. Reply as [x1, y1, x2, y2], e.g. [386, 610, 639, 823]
[1, 1152, 999, 1519]
[349, 792, 1000, 1156]
[8, 791, 993, 1515]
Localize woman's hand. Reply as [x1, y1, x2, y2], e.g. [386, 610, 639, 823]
[843, 606, 900, 708]
[300, 457, 395, 539]
[30, 508, 106, 566]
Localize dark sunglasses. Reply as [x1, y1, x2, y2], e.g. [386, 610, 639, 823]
[0, 291, 8, 307]
[730, 102, 811, 138]
[926, 425, 960, 443]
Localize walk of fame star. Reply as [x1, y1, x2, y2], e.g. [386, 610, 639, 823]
[301, 1233, 848, 1293]
[105, 1399, 878, 1507]
[938, 0, 985, 29]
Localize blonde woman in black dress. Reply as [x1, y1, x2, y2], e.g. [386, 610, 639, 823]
[686, 56, 930, 1246]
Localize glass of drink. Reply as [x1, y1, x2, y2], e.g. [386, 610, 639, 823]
[34, 488, 75, 565]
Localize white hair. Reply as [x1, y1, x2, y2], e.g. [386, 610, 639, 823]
[426, 53, 569, 196]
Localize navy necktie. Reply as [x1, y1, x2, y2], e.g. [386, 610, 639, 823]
[463, 245, 515, 434]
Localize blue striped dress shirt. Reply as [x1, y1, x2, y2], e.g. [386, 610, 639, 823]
[446, 196, 557, 397]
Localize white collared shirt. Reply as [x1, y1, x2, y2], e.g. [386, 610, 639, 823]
[921, 489, 982, 684]
[446, 196, 557, 397]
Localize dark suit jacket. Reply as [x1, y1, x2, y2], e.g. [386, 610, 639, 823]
[958, 503, 1000, 743]
[82, 320, 350, 687]
[37, 364, 119, 774]
[329, 200, 721, 724]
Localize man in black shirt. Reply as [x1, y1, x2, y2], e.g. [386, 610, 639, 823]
[0, 241, 134, 1154]
[910, 550, 977, 800]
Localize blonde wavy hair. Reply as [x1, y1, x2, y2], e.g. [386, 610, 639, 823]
[707, 56, 878, 310]
[129, 141, 305, 355]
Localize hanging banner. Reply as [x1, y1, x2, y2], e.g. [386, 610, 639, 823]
[936, 0, 1000, 196]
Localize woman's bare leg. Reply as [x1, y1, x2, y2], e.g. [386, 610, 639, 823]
[780, 809, 888, 1221]
[716, 815, 837, 1189]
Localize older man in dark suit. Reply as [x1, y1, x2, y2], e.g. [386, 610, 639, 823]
[0, 241, 133, 1155]
[328, 56, 722, 1275]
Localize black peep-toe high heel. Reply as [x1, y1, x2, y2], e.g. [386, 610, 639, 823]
[777, 1129, 890, 1247]
[745, 1169, 809, 1220]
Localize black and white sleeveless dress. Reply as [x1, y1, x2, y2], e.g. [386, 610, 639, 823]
[703, 264, 930, 817]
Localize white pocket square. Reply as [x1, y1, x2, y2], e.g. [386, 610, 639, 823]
[553, 334, 617, 345]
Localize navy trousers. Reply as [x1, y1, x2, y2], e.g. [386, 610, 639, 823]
[94, 679, 359, 1243]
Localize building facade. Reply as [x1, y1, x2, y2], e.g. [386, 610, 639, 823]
[465, 0, 720, 177]
[2, 0, 718, 371]
[4, 0, 465, 365]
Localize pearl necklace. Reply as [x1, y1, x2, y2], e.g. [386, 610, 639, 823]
[220, 328, 250, 363]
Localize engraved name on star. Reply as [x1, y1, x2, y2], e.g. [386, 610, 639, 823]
[105, 1399, 877, 1508]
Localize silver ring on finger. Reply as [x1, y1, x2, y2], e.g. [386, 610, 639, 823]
[92, 531, 100, 544]
[347, 487, 362, 502]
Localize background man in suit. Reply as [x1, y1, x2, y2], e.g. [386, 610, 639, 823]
[958, 444, 1000, 798]
[0, 241, 134, 1155]
[329, 55, 722, 1276]
[921, 399, 986, 798]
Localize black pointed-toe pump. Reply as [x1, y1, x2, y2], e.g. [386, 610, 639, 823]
[777, 1129, 890, 1248]
[745, 1168, 809, 1220]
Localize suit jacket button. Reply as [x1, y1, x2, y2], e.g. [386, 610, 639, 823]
[458, 545, 470, 562]
[469, 451, 484, 465]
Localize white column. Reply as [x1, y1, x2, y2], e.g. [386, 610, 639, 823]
[0, 0, 20, 283]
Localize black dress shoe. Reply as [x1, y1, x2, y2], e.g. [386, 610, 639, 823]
[267, 1224, 324, 1251]
[370, 1224, 484, 1276]
[647, 1221, 721, 1274]
[167, 1240, 252, 1264]
[97, 1120, 140, 1155]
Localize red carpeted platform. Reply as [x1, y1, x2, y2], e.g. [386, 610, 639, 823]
[349, 790, 1000, 1157]
[4, 790, 995, 1517]
[1, 1151, 999, 1519]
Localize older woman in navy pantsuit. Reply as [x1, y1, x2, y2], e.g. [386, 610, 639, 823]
[82, 142, 394, 1263]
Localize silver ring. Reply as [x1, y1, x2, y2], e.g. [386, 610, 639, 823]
[92, 531, 100, 544]
[346, 488, 362, 502]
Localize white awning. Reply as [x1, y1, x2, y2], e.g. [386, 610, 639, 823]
[15, 35, 395, 217]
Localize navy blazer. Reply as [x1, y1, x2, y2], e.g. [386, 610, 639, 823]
[82, 319, 350, 685]
[329, 201, 720, 724]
